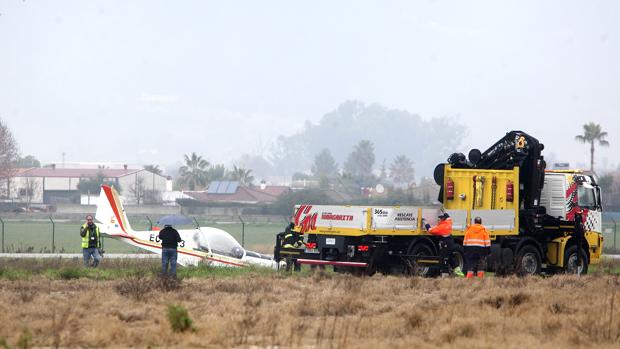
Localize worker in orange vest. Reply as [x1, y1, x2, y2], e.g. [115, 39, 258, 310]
[425, 212, 464, 277]
[463, 217, 491, 278]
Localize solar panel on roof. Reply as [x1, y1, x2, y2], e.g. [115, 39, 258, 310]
[226, 181, 239, 194]
[219, 181, 228, 193]
[207, 181, 239, 194]
[207, 181, 222, 194]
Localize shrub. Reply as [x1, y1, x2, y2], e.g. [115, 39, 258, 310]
[154, 275, 181, 292]
[16, 284, 36, 303]
[167, 304, 195, 332]
[508, 292, 530, 307]
[115, 275, 154, 301]
[405, 312, 423, 329]
[17, 328, 32, 349]
[58, 267, 82, 280]
[548, 302, 569, 314]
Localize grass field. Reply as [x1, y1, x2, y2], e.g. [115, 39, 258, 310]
[0, 219, 283, 254]
[0, 258, 619, 348]
[2, 220, 618, 256]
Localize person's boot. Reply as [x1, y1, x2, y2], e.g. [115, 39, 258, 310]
[477, 271, 485, 279]
[453, 266, 465, 277]
[466, 271, 474, 279]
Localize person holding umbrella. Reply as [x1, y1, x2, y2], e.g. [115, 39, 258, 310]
[158, 223, 182, 277]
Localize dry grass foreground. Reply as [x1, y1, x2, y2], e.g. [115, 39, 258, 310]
[0, 270, 619, 348]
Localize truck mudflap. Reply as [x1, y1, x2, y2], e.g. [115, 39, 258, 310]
[486, 244, 514, 271]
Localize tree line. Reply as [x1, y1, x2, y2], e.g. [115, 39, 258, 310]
[1, 114, 617, 209]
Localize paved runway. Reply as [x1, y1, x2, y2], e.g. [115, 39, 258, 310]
[0, 253, 158, 259]
[0, 253, 618, 259]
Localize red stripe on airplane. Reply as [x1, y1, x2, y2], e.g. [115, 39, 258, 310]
[103, 185, 126, 233]
[120, 236, 245, 267]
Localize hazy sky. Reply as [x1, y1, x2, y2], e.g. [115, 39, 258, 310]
[1, 0, 619, 172]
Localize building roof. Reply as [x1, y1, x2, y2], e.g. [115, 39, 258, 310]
[256, 185, 290, 197]
[323, 189, 354, 203]
[16, 168, 142, 178]
[184, 185, 291, 204]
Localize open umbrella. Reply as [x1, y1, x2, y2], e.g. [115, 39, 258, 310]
[156, 214, 193, 227]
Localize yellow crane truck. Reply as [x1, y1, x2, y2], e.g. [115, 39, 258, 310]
[275, 131, 604, 276]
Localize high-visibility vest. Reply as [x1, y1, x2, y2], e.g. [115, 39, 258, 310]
[283, 232, 303, 248]
[429, 218, 452, 237]
[463, 224, 491, 248]
[81, 224, 101, 248]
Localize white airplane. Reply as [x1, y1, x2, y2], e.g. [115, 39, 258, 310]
[95, 185, 279, 268]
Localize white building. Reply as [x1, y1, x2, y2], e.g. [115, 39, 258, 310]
[8, 166, 168, 205]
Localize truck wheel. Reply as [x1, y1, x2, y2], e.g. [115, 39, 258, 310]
[564, 245, 588, 275]
[515, 245, 541, 276]
[407, 243, 437, 277]
[452, 245, 465, 272]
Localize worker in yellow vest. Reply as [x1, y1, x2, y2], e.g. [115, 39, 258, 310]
[463, 217, 491, 278]
[80, 215, 102, 267]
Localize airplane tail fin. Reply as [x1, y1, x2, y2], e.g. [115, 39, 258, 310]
[95, 185, 133, 237]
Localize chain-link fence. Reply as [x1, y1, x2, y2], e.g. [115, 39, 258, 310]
[1, 214, 617, 255]
[0, 215, 287, 254]
[603, 213, 619, 255]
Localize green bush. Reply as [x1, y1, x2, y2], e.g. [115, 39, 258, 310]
[16, 329, 31, 349]
[0, 269, 31, 281]
[167, 304, 195, 332]
[1, 329, 33, 349]
[58, 267, 82, 280]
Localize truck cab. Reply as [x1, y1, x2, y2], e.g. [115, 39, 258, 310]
[540, 171, 604, 272]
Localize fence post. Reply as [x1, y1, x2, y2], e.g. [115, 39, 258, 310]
[238, 215, 245, 248]
[0, 216, 4, 253]
[146, 215, 153, 231]
[611, 217, 617, 254]
[192, 217, 199, 229]
[49, 215, 55, 253]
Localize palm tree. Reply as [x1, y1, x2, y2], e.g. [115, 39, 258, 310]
[575, 123, 609, 171]
[143, 164, 163, 175]
[230, 165, 254, 186]
[178, 153, 209, 190]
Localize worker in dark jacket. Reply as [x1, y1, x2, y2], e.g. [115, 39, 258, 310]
[281, 222, 303, 272]
[282, 222, 303, 248]
[573, 209, 585, 274]
[158, 224, 182, 277]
